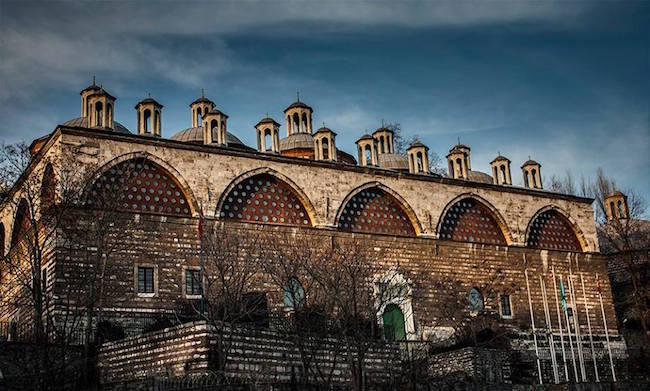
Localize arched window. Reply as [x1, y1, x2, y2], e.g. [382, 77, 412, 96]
[338, 187, 416, 236]
[220, 174, 311, 227]
[143, 109, 151, 133]
[95, 101, 103, 127]
[468, 287, 484, 311]
[500, 165, 507, 183]
[531, 169, 538, 187]
[524, 171, 530, 188]
[322, 138, 330, 159]
[364, 145, 372, 164]
[416, 152, 424, 172]
[301, 113, 308, 133]
[610, 201, 616, 219]
[382, 304, 406, 341]
[196, 107, 203, 125]
[11, 199, 31, 248]
[617, 200, 624, 217]
[40, 164, 56, 214]
[456, 158, 463, 176]
[379, 135, 385, 153]
[439, 198, 506, 245]
[527, 210, 582, 252]
[87, 158, 191, 216]
[264, 128, 272, 150]
[283, 277, 305, 309]
[293, 113, 300, 133]
[210, 119, 218, 135]
[286, 115, 292, 133]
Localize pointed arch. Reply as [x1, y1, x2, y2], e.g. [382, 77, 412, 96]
[436, 194, 510, 245]
[216, 168, 315, 227]
[85, 153, 197, 217]
[11, 198, 31, 248]
[525, 206, 585, 252]
[335, 182, 420, 237]
[40, 164, 56, 214]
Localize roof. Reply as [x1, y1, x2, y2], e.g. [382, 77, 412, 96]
[283, 100, 312, 112]
[373, 126, 393, 135]
[449, 144, 470, 153]
[467, 170, 493, 184]
[135, 97, 163, 108]
[314, 126, 336, 135]
[378, 153, 409, 171]
[407, 140, 428, 150]
[521, 159, 540, 168]
[491, 155, 510, 163]
[279, 133, 314, 151]
[605, 191, 626, 198]
[170, 126, 247, 147]
[190, 96, 214, 106]
[356, 133, 374, 142]
[205, 108, 228, 118]
[62, 117, 131, 134]
[255, 117, 280, 127]
[80, 84, 101, 93]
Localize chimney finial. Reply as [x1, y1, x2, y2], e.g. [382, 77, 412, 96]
[92, 74, 96, 86]
[296, 90, 300, 102]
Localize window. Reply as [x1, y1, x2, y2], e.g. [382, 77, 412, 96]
[185, 269, 201, 296]
[439, 198, 506, 245]
[283, 277, 305, 309]
[499, 294, 512, 318]
[526, 210, 582, 252]
[137, 266, 154, 294]
[382, 304, 406, 341]
[468, 287, 484, 311]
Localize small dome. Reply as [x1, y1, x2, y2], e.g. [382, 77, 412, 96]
[356, 133, 374, 142]
[521, 159, 540, 168]
[314, 126, 336, 135]
[135, 96, 163, 108]
[467, 171, 493, 184]
[373, 126, 393, 135]
[170, 126, 248, 147]
[62, 117, 131, 134]
[378, 153, 409, 171]
[279, 133, 314, 151]
[284, 100, 312, 112]
[449, 144, 470, 153]
[408, 140, 427, 149]
[255, 117, 280, 127]
[491, 155, 510, 163]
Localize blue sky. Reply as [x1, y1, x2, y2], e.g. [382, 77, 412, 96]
[1, 1, 648, 202]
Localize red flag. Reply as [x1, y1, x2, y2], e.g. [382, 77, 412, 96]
[597, 275, 602, 295]
[198, 206, 204, 237]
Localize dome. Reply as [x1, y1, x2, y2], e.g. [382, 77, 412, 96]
[279, 133, 314, 151]
[521, 159, 540, 168]
[284, 100, 312, 112]
[170, 126, 249, 148]
[467, 171, 493, 184]
[378, 153, 409, 171]
[62, 117, 131, 134]
[449, 144, 470, 153]
[491, 155, 510, 163]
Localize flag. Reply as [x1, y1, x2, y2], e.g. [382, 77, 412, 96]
[597, 275, 602, 295]
[198, 206, 204, 238]
[560, 279, 567, 311]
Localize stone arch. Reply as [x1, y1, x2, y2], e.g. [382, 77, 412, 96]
[85, 152, 198, 217]
[525, 205, 586, 252]
[10, 198, 30, 249]
[216, 167, 316, 227]
[436, 193, 512, 245]
[40, 163, 56, 214]
[335, 182, 421, 237]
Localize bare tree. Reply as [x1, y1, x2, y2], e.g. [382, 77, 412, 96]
[385, 122, 445, 175]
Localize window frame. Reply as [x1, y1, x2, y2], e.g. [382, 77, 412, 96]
[134, 264, 158, 297]
[183, 267, 202, 299]
[499, 294, 513, 319]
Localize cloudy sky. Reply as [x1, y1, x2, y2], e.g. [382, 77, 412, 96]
[1, 1, 648, 202]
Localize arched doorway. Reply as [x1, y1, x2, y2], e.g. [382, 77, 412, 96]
[382, 303, 406, 341]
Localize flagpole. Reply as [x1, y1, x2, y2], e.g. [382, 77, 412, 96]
[525, 268, 543, 385]
[597, 273, 616, 382]
[568, 273, 587, 381]
[540, 274, 559, 384]
[560, 274, 579, 381]
[552, 267, 569, 382]
[580, 273, 599, 382]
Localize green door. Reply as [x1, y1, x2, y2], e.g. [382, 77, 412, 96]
[382, 304, 406, 341]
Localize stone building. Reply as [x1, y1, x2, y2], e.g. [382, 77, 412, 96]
[0, 80, 629, 387]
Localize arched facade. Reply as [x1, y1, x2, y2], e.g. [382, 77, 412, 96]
[437, 196, 508, 245]
[526, 207, 584, 252]
[218, 171, 313, 227]
[10, 198, 30, 249]
[336, 184, 418, 237]
[86, 157, 193, 217]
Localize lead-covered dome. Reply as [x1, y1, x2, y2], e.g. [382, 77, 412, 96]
[62, 117, 131, 133]
[279, 133, 315, 151]
[170, 126, 251, 150]
[378, 153, 409, 171]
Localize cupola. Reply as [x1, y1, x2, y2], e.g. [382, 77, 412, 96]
[202, 108, 228, 145]
[313, 125, 337, 161]
[255, 116, 281, 153]
[447, 142, 471, 179]
[135, 95, 163, 137]
[284, 92, 313, 135]
[190, 89, 215, 128]
[356, 134, 377, 166]
[81, 77, 116, 129]
[521, 158, 542, 189]
[373, 125, 394, 155]
[604, 191, 629, 221]
[490, 154, 512, 185]
[407, 141, 429, 174]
